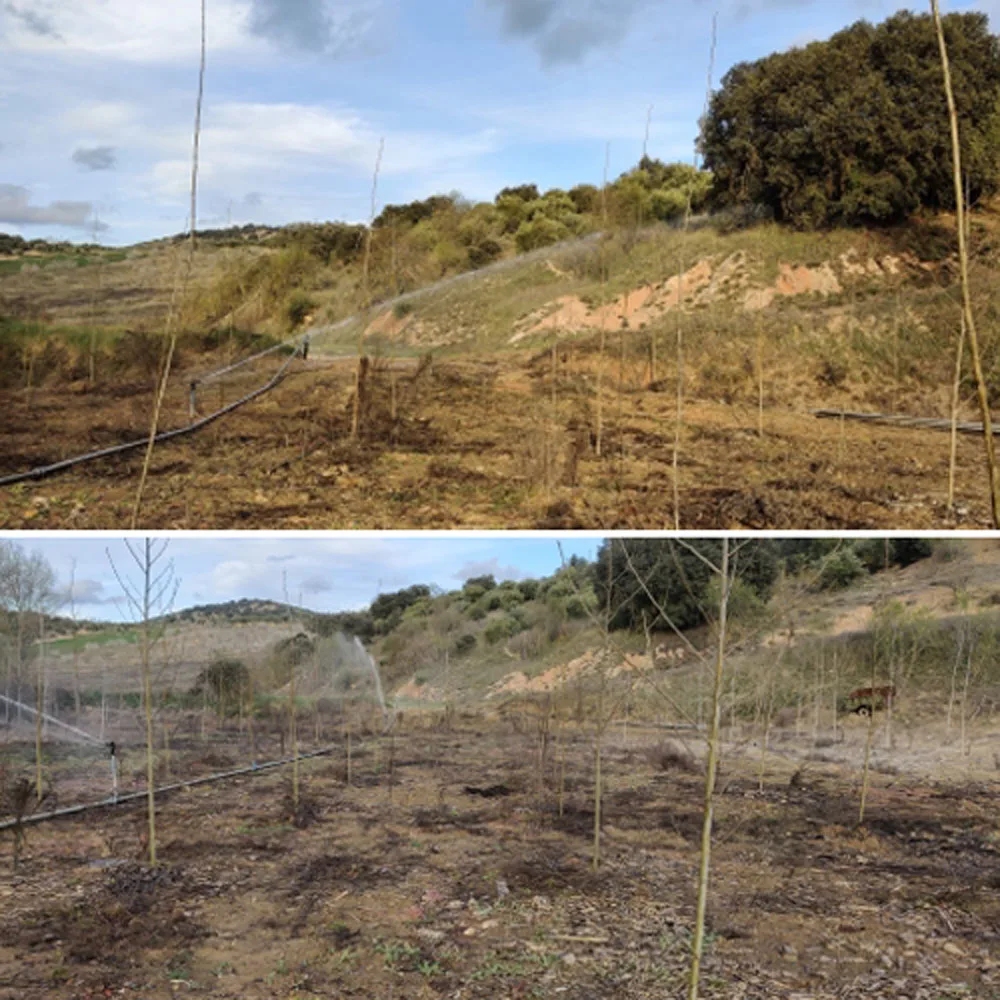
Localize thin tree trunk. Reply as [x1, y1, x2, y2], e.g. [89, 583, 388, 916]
[931, 0, 1000, 527]
[947, 314, 966, 514]
[557, 712, 566, 819]
[946, 622, 965, 735]
[290, 662, 299, 807]
[141, 541, 157, 865]
[353, 138, 385, 441]
[688, 538, 729, 1000]
[595, 144, 610, 458]
[960, 644, 974, 755]
[131, 0, 206, 527]
[592, 705, 602, 872]
[756, 320, 765, 438]
[35, 614, 45, 802]
[859, 657, 878, 826]
[672, 253, 685, 530]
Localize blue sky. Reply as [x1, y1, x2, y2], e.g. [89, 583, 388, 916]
[0, 0, 993, 245]
[11, 534, 600, 622]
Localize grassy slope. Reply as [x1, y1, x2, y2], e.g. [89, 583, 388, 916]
[5, 213, 996, 419]
[304, 217, 993, 421]
[382, 540, 1000, 713]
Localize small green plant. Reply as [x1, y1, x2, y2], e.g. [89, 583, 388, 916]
[166, 949, 194, 983]
[330, 946, 358, 968]
[373, 939, 421, 970]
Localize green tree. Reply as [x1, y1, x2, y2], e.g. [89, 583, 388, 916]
[701, 11, 1000, 227]
[594, 540, 778, 632]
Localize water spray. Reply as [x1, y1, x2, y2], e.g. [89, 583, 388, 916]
[348, 636, 396, 732]
[0, 694, 105, 748]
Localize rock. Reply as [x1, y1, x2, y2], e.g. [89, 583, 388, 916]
[417, 929, 446, 944]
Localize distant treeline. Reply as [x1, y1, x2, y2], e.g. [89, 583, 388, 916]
[0, 233, 105, 256]
[308, 539, 936, 647]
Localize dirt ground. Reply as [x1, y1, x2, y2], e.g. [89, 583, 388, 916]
[0, 721, 997, 1000]
[0, 353, 995, 530]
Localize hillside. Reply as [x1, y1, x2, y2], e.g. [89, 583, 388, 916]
[4, 207, 1000, 529]
[27, 538, 1000, 774]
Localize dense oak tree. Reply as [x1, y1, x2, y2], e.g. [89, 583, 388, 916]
[700, 11, 1000, 227]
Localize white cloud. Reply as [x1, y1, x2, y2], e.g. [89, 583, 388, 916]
[454, 558, 526, 582]
[1, 0, 256, 62]
[63, 100, 140, 136]
[0, 182, 98, 227]
[0, 0, 394, 63]
[474, 94, 694, 145]
[144, 101, 498, 203]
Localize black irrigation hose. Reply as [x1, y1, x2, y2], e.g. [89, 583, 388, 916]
[0, 742, 341, 833]
[0, 339, 307, 489]
[813, 408, 1000, 436]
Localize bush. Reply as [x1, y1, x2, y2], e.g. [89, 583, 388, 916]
[484, 614, 523, 645]
[285, 291, 316, 329]
[452, 632, 477, 656]
[515, 216, 571, 253]
[191, 658, 252, 715]
[816, 549, 866, 591]
[650, 188, 688, 221]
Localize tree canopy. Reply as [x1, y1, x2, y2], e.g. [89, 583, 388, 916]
[700, 11, 1000, 228]
[593, 540, 781, 633]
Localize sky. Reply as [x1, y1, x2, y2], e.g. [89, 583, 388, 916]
[0, 0, 993, 246]
[10, 534, 600, 622]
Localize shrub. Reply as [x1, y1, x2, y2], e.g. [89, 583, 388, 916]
[285, 291, 316, 329]
[650, 188, 688, 221]
[452, 632, 477, 656]
[515, 216, 571, 253]
[816, 549, 866, 591]
[484, 614, 523, 645]
[191, 657, 251, 715]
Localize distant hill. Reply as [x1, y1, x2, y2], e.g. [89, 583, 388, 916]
[160, 598, 312, 626]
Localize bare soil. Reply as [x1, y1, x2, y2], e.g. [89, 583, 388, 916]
[0, 353, 994, 530]
[1, 723, 996, 1000]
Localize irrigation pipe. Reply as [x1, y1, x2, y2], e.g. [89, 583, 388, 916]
[0, 742, 343, 834]
[0, 338, 307, 488]
[814, 408, 1000, 436]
